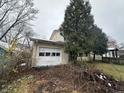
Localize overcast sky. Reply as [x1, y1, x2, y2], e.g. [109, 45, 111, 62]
[33, 0, 124, 43]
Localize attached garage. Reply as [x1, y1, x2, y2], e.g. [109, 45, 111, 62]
[31, 38, 69, 67]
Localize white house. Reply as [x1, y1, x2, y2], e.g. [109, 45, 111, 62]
[118, 47, 124, 57]
[102, 47, 124, 58]
[31, 30, 69, 67]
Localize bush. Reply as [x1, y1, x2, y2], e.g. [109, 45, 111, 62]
[11, 51, 32, 71]
[75, 61, 96, 70]
[0, 51, 32, 89]
[0, 55, 12, 78]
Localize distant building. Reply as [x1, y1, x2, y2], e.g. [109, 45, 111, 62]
[50, 30, 64, 41]
[103, 48, 118, 58]
[118, 47, 124, 58]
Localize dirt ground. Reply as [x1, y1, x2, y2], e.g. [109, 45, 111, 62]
[1, 64, 124, 93]
[30, 65, 124, 93]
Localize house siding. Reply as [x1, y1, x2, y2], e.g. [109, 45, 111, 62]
[50, 30, 64, 41]
[118, 50, 124, 57]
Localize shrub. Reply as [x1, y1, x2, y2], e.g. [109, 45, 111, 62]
[11, 51, 32, 72]
[0, 50, 32, 89]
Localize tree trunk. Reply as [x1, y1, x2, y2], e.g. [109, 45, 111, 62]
[115, 49, 118, 58]
[27, 38, 30, 48]
[69, 52, 77, 64]
[93, 53, 95, 61]
[101, 55, 103, 62]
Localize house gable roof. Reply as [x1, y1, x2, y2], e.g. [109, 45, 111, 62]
[50, 30, 59, 40]
[119, 47, 124, 50]
[49, 30, 64, 41]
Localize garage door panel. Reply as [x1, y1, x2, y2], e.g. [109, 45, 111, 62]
[38, 57, 61, 62]
[36, 48, 62, 66]
[39, 48, 61, 52]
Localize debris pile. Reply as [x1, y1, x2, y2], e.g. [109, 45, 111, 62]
[1, 64, 124, 93]
[32, 65, 124, 93]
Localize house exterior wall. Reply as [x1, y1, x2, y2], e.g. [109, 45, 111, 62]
[118, 50, 124, 57]
[77, 54, 102, 61]
[32, 42, 68, 67]
[50, 30, 64, 41]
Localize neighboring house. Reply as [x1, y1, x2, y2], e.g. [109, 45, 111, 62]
[102, 47, 124, 64]
[103, 47, 124, 58]
[31, 30, 69, 67]
[103, 48, 118, 58]
[118, 47, 124, 58]
[50, 30, 64, 41]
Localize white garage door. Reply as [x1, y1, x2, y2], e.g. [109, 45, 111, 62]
[36, 48, 62, 66]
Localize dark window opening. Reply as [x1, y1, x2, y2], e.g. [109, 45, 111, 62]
[39, 52, 45, 56]
[52, 53, 56, 56]
[46, 52, 50, 56]
[85, 53, 88, 57]
[79, 53, 83, 57]
[56, 53, 60, 56]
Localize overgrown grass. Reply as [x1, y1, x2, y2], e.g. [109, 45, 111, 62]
[0, 55, 11, 61]
[95, 63, 124, 81]
[1, 75, 35, 93]
[1, 63, 124, 93]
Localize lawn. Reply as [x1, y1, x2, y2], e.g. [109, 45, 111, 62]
[95, 63, 124, 81]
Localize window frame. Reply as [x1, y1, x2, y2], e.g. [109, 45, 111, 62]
[39, 52, 45, 56]
[56, 52, 60, 56]
[46, 52, 51, 56]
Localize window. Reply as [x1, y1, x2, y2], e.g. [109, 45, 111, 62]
[52, 52, 56, 56]
[46, 52, 50, 56]
[56, 53, 60, 56]
[79, 53, 83, 57]
[39, 52, 45, 56]
[39, 52, 60, 57]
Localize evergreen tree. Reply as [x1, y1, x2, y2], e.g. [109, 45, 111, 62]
[91, 25, 108, 61]
[60, 0, 94, 62]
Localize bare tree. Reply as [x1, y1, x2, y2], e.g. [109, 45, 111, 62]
[21, 25, 34, 48]
[5, 23, 34, 52]
[108, 36, 118, 48]
[0, 0, 38, 40]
